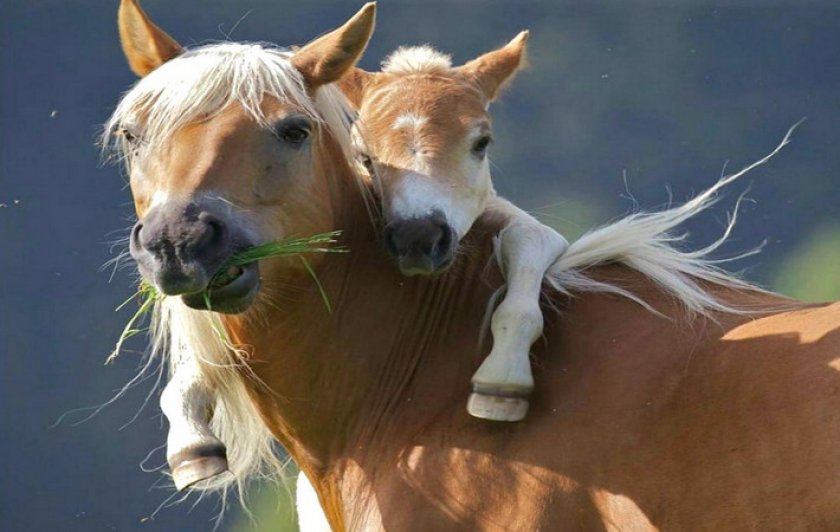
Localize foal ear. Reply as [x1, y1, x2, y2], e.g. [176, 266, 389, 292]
[118, 0, 183, 77]
[457, 30, 529, 102]
[336, 68, 375, 108]
[292, 3, 376, 91]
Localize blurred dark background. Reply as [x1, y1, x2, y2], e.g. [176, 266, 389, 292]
[1, 0, 838, 530]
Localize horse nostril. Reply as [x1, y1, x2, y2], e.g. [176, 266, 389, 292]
[131, 222, 145, 250]
[196, 212, 227, 250]
[207, 220, 225, 247]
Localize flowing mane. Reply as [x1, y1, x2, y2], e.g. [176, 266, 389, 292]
[106, 40, 794, 503]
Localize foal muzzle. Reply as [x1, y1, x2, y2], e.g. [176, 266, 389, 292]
[383, 211, 458, 276]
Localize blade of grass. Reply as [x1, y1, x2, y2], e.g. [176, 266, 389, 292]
[107, 284, 160, 364]
[299, 255, 332, 314]
[108, 231, 347, 363]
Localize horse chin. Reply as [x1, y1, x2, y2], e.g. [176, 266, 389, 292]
[180, 262, 261, 314]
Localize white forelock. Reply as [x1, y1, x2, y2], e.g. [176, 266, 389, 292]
[381, 45, 453, 74]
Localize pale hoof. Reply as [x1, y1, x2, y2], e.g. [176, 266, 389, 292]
[467, 390, 530, 422]
[169, 445, 229, 491]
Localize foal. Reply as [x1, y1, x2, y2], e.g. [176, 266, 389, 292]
[342, 36, 569, 423]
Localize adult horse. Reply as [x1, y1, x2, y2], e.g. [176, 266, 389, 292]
[108, 2, 840, 530]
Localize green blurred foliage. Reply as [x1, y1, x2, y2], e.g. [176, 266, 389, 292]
[230, 476, 299, 532]
[772, 225, 840, 302]
[532, 196, 610, 241]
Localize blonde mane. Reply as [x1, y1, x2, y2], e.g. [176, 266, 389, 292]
[103, 42, 354, 163]
[106, 39, 797, 506]
[381, 45, 453, 74]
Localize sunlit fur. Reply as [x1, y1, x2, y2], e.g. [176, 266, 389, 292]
[107, 40, 792, 503]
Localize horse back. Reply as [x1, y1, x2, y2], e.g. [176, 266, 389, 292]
[363, 271, 840, 530]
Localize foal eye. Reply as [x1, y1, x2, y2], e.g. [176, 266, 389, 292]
[472, 135, 493, 158]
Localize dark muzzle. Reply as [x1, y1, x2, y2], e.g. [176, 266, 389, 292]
[129, 198, 259, 313]
[383, 212, 457, 276]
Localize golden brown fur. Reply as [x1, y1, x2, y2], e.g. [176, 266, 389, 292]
[227, 185, 840, 530]
[112, 2, 840, 529]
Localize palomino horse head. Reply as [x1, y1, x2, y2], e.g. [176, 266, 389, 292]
[108, 0, 375, 313]
[340, 34, 528, 275]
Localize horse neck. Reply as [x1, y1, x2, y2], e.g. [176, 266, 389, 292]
[223, 153, 505, 473]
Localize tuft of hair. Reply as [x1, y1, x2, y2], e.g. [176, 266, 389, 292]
[102, 42, 354, 165]
[381, 45, 453, 74]
[539, 123, 801, 318]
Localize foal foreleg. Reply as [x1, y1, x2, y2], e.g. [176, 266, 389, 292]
[160, 347, 228, 490]
[468, 201, 568, 422]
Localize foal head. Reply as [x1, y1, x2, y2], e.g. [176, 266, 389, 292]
[107, 0, 374, 313]
[343, 33, 528, 275]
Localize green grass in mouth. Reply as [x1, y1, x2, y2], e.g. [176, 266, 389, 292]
[107, 230, 346, 364]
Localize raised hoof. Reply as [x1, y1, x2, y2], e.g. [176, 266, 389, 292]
[169, 445, 229, 491]
[467, 392, 530, 422]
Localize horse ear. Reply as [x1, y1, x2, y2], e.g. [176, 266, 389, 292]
[292, 3, 376, 91]
[336, 68, 375, 108]
[457, 30, 529, 102]
[118, 0, 183, 77]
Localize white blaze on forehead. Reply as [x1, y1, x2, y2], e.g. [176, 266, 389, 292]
[393, 113, 428, 155]
[389, 173, 474, 238]
[392, 113, 428, 130]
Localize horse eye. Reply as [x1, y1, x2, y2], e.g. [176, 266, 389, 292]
[119, 127, 138, 145]
[472, 135, 492, 157]
[276, 125, 310, 146]
[359, 153, 375, 174]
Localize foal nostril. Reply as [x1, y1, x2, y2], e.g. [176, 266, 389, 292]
[432, 223, 452, 258]
[383, 225, 400, 257]
[383, 217, 457, 273]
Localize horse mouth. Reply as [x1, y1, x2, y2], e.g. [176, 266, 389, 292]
[181, 262, 261, 314]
